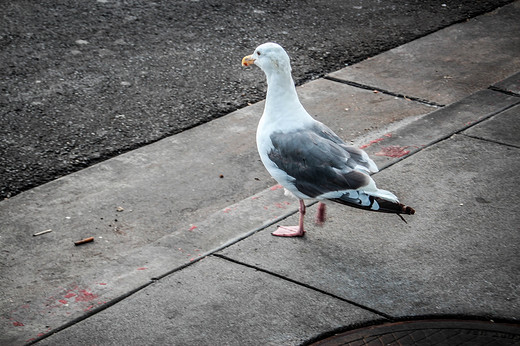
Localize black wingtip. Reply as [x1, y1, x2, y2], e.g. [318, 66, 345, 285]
[375, 197, 415, 215]
[331, 196, 416, 215]
[403, 205, 415, 215]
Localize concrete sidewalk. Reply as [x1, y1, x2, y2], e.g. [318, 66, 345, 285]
[1, 2, 520, 345]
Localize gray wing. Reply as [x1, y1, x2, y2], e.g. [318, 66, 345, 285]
[267, 124, 372, 198]
[311, 122, 377, 173]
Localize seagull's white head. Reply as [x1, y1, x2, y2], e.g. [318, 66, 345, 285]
[242, 42, 292, 74]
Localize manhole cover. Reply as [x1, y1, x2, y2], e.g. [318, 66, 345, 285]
[311, 320, 520, 345]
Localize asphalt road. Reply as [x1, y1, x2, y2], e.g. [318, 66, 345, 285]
[0, 0, 512, 199]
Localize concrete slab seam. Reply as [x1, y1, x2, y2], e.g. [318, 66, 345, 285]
[149, 208, 304, 282]
[451, 98, 520, 134]
[323, 76, 445, 108]
[25, 281, 152, 346]
[374, 95, 520, 172]
[462, 134, 520, 149]
[23, 208, 304, 345]
[212, 254, 395, 321]
[489, 85, 520, 98]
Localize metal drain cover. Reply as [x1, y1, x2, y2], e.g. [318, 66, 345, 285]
[311, 320, 520, 345]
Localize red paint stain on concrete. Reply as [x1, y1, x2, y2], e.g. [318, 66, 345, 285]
[274, 201, 291, 209]
[64, 292, 76, 299]
[188, 225, 197, 231]
[359, 137, 386, 149]
[13, 321, 24, 327]
[375, 146, 410, 158]
[75, 289, 98, 302]
[58, 299, 68, 305]
[223, 208, 232, 213]
[270, 184, 283, 190]
[137, 267, 148, 270]
[98, 282, 107, 285]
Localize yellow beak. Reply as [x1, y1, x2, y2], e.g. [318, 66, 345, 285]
[242, 55, 256, 67]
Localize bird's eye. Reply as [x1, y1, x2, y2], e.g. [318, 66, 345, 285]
[257, 51, 261, 56]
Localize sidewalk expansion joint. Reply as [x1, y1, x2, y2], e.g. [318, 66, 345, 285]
[452, 100, 520, 136]
[25, 211, 306, 344]
[25, 281, 153, 346]
[323, 76, 445, 108]
[213, 253, 395, 321]
[462, 134, 520, 149]
[377, 96, 520, 172]
[488, 85, 520, 98]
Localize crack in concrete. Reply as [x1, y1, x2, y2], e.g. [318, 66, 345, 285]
[212, 253, 395, 321]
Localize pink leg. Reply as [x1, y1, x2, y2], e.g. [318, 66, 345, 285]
[272, 199, 306, 237]
[316, 202, 326, 225]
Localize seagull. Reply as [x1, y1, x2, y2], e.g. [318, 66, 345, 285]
[242, 42, 415, 237]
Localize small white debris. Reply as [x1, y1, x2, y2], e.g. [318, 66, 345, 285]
[33, 229, 52, 237]
[120, 81, 131, 86]
[75, 39, 89, 45]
